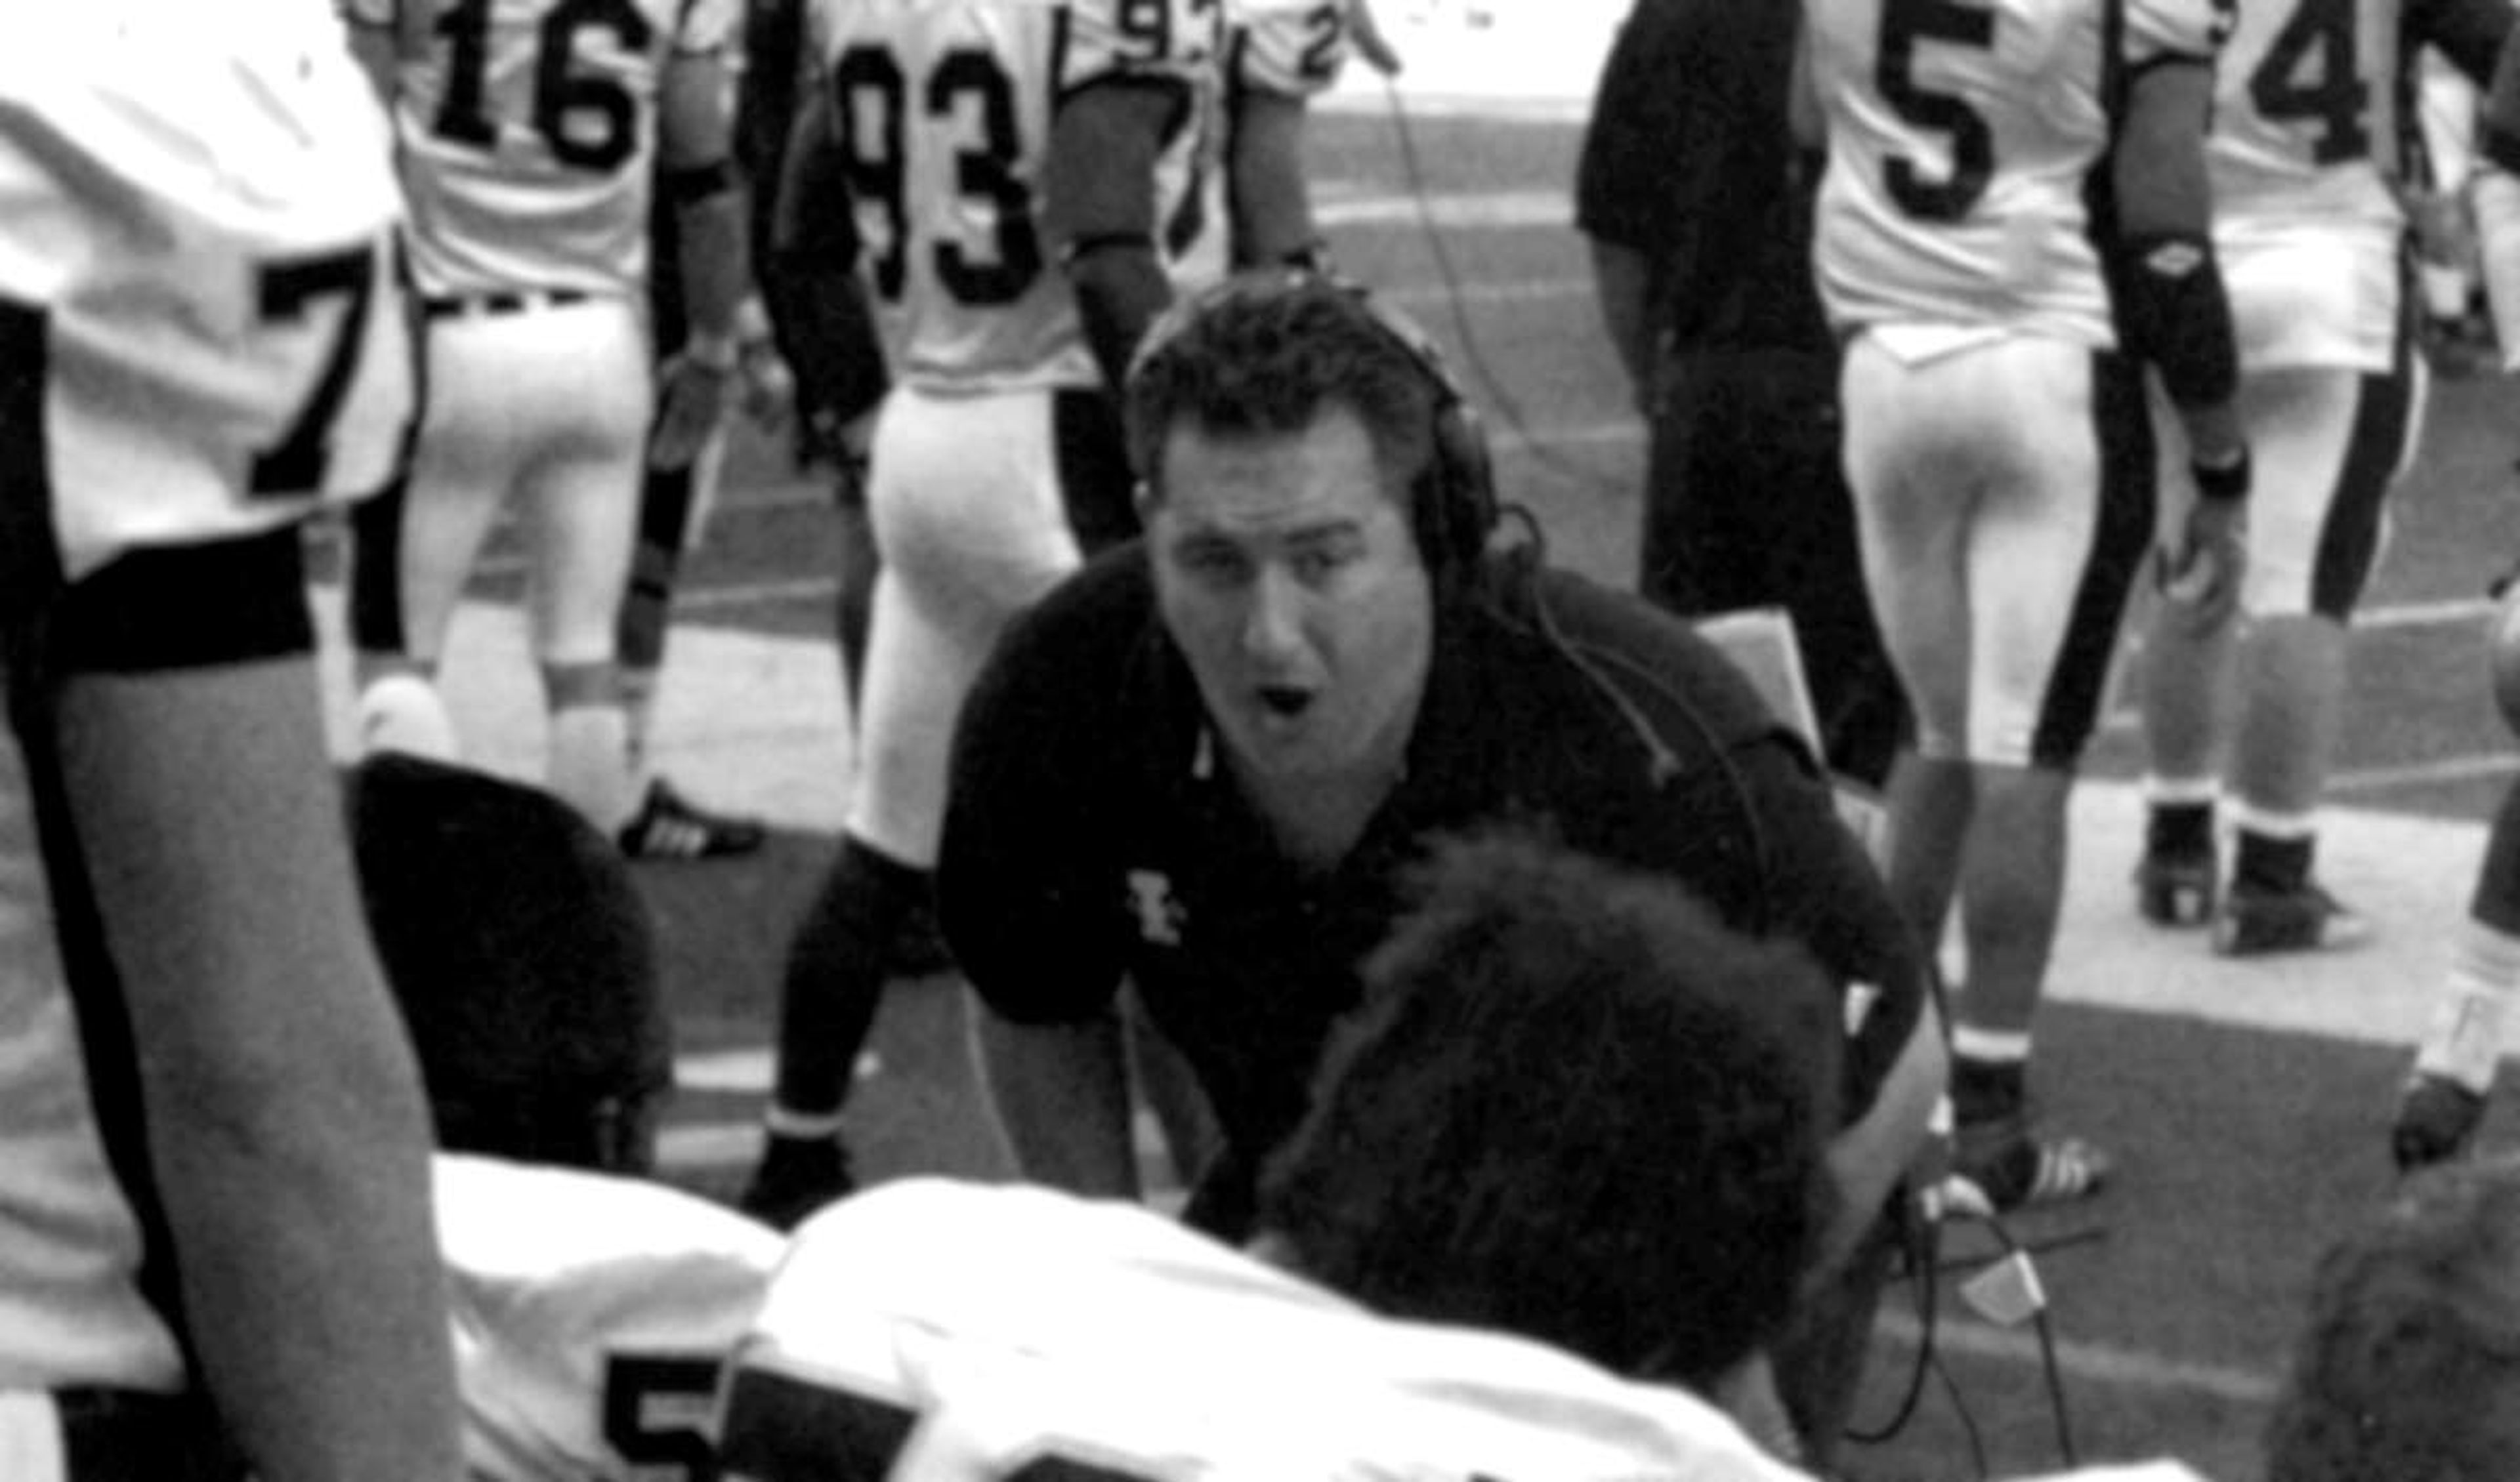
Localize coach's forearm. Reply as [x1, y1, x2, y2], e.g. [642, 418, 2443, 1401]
[1817, 990, 1945, 1277]
[969, 1003, 1142, 1201]
[60, 656, 461, 1482]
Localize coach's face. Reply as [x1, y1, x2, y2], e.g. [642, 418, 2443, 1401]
[1148, 404, 1433, 789]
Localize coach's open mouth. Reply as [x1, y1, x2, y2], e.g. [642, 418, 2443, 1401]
[1256, 685, 1312, 718]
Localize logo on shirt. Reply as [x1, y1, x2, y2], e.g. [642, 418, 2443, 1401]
[1125, 869, 1187, 947]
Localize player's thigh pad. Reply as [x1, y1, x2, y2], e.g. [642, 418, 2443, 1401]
[846, 385, 1084, 865]
[1843, 333, 2143, 766]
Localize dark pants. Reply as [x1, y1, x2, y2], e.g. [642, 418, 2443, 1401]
[55, 1389, 243, 1482]
[1641, 346, 1906, 789]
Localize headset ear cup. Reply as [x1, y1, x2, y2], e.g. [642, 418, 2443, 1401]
[1437, 401, 1497, 567]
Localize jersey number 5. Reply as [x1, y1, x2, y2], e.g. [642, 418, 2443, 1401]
[1876, 0, 1996, 222]
[830, 44, 1043, 307]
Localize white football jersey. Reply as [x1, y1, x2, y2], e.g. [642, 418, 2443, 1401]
[719, 1180, 1807, 1482]
[804, 0, 1219, 391]
[434, 1155, 785, 1482]
[1160, 0, 1349, 281]
[1227, 0, 1349, 98]
[347, 0, 740, 298]
[0, 0, 415, 592]
[1810, 0, 2231, 348]
[0, 0, 408, 1393]
[2207, 0, 2510, 369]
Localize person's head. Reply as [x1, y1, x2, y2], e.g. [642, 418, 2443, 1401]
[2263, 1155, 2520, 1481]
[346, 752, 671, 1174]
[1253, 830, 1841, 1393]
[1124, 270, 1494, 789]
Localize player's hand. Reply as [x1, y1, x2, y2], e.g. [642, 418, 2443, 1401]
[738, 339, 795, 434]
[1347, 0, 1402, 75]
[2158, 487, 2247, 634]
[734, 296, 793, 434]
[649, 350, 738, 471]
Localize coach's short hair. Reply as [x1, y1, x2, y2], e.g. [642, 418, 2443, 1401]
[1124, 274, 1440, 522]
[1254, 830, 1841, 1390]
[347, 752, 670, 1174]
[2265, 1154, 2520, 1481]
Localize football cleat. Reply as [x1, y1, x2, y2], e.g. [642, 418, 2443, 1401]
[738, 1134, 857, 1232]
[1948, 1110, 2114, 1213]
[2211, 879, 2370, 957]
[618, 777, 767, 861]
[2392, 1075, 2488, 1172]
[2134, 844, 2217, 928]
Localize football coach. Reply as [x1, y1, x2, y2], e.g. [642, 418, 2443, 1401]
[934, 270, 1944, 1465]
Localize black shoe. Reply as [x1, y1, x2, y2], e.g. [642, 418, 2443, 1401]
[2393, 1075, 2487, 1171]
[738, 1134, 856, 1231]
[1945, 1109, 2114, 1214]
[2211, 878, 2370, 957]
[619, 777, 768, 861]
[2133, 841, 2217, 928]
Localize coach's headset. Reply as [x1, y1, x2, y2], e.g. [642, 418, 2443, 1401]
[1122, 267, 1500, 585]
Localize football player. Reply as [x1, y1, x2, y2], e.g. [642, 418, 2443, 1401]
[2393, 24, 2520, 1167]
[2133, 0, 2512, 957]
[0, 3, 461, 1476]
[342, 0, 751, 841]
[735, 0, 1234, 1226]
[1802, 0, 2249, 1208]
[722, 835, 1832, 1477]
[348, 749, 788, 1482]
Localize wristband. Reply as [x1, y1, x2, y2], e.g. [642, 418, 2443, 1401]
[2191, 448, 2250, 505]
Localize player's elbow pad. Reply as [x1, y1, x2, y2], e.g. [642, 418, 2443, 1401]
[2106, 230, 2240, 409]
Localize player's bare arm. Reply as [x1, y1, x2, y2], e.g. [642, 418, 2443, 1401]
[1047, 79, 1188, 390]
[654, 45, 751, 469]
[2113, 54, 2249, 627]
[1226, 87, 1320, 268]
[57, 577, 460, 1482]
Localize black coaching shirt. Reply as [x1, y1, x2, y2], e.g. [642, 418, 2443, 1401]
[938, 549, 1926, 1231]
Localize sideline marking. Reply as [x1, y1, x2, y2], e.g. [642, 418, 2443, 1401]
[1872, 1311, 2279, 1407]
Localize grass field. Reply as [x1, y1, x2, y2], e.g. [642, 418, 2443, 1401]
[377, 62, 2520, 1482]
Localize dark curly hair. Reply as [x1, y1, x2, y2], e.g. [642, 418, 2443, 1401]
[1254, 829, 1841, 1391]
[2264, 1155, 2520, 1481]
[347, 752, 669, 1174]
[1123, 270, 1444, 557]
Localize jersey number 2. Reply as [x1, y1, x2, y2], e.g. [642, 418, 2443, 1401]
[1876, 0, 1996, 222]
[2249, 0, 2368, 165]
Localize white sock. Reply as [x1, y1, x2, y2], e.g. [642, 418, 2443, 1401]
[548, 703, 634, 834]
[2416, 920, 2520, 1093]
[356, 674, 460, 762]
